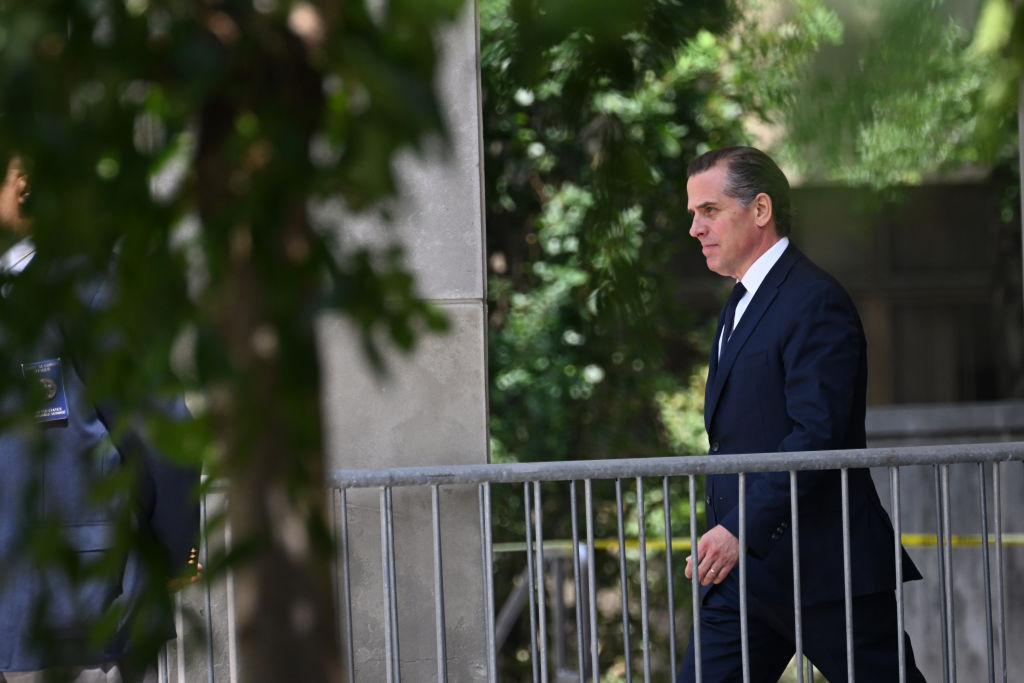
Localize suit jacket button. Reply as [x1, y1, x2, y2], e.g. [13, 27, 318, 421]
[711, 442, 720, 452]
[705, 496, 712, 506]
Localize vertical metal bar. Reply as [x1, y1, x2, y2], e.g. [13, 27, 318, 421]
[389, 488, 403, 682]
[159, 642, 170, 683]
[524, 482, 540, 683]
[380, 488, 395, 683]
[615, 478, 633, 682]
[663, 476, 678, 677]
[534, 481, 549, 683]
[636, 478, 652, 683]
[431, 485, 448, 682]
[738, 473, 749, 683]
[992, 463, 1007, 683]
[789, 471, 804, 683]
[481, 483, 498, 683]
[173, 563, 187, 682]
[224, 502, 239, 683]
[978, 464, 995, 683]
[585, 479, 599, 680]
[890, 467, 906, 683]
[553, 556, 566, 673]
[570, 481, 586, 682]
[934, 465, 951, 683]
[328, 489, 344, 680]
[841, 469, 854, 683]
[689, 475, 702, 683]
[199, 493, 215, 683]
[940, 465, 957, 681]
[339, 489, 356, 683]
[380, 488, 399, 683]
[175, 594, 188, 682]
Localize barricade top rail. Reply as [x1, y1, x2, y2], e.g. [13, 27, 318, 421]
[329, 440, 1024, 490]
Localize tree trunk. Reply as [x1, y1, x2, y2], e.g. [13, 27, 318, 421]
[194, 8, 342, 680]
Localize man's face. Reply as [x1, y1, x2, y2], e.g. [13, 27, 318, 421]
[0, 157, 28, 233]
[686, 163, 764, 280]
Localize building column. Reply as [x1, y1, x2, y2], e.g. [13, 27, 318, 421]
[318, 2, 489, 680]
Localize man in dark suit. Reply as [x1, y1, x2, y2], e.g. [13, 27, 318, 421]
[677, 146, 925, 682]
[0, 155, 200, 682]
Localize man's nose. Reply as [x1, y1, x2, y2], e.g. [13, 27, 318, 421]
[689, 219, 704, 238]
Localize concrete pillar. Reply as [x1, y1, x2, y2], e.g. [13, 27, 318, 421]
[317, 2, 489, 681]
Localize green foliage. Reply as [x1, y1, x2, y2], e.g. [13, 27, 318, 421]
[0, 1, 462, 676]
[775, 0, 1011, 186]
[973, 0, 1024, 156]
[484, 0, 841, 465]
[724, 0, 844, 118]
[485, 0, 727, 467]
[654, 364, 710, 455]
[482, 0, 843, 678]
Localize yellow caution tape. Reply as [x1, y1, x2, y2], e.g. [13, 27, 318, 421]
[493, 533, 1024, 555]
[900, 533, 1024, 547]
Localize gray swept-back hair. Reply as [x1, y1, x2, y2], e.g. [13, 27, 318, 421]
[687, 146, 792, 237]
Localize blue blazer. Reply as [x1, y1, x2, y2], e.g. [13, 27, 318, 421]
[703, 244, 920, 606]
[0, 258, 199, 671]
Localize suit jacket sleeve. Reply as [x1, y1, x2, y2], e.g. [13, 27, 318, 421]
[719, 277, 866, 558]
[75, 274, 201, 575]
[99, 401, 201, 574]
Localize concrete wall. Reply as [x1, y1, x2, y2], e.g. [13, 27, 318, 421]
[867, 401, 1024, 682]
[316, 2, 490, 681]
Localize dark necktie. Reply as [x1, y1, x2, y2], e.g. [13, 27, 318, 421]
[719, 281, 746, 357]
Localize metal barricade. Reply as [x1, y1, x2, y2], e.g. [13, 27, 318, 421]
[164, 441, 1024, 682]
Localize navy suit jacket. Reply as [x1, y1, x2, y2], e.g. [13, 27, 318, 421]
[703, 244, 920, 606]
[0, 254, 199, 671]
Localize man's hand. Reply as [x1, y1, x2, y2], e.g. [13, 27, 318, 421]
[684, 524, 739, 586]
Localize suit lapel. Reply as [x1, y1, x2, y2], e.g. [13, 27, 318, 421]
[704, 245, 802, 429]
[704, 306, 728, 430]
[707, 305, 728, 381]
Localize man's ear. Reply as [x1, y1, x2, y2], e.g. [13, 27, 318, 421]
[753, 192, 773, 228]
[16, 174, 28, 205]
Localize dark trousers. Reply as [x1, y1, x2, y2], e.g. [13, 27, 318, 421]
[677, 575, 926, 683]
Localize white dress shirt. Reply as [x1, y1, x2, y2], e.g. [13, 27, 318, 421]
[719, 236, 789, 359]
[0, 238, 35, 296]
[0, 237, 35, 275]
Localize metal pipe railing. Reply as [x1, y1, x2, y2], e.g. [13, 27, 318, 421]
[891, 466, 907, 683]
[325, 441, 1023, 682]
[328, 442, 1024, 489]
[165, 441, 1024, 682]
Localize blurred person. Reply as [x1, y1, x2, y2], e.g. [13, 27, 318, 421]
[0, 155, 200, 683]
[678, 146, 926, 682]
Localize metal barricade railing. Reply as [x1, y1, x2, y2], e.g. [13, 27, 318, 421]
[164, 441, 1024, 682]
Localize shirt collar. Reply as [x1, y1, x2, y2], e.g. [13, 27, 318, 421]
[0, 237, 36, 275]
[739, 236, 789, 297]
